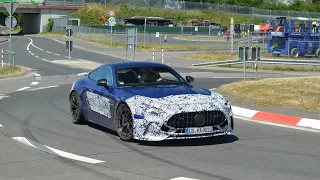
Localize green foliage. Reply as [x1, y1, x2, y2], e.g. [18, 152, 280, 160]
[188, 0, 320, 13]
[46, 18, 54, 32]
[68, 4, 265, 26]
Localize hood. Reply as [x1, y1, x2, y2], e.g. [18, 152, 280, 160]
[124, 85, 232, 119]
[121, 85, 211, 99]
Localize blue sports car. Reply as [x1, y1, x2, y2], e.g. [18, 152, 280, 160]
[69, 61, 234, 141]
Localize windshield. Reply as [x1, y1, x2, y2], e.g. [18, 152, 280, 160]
[116, 66, 186, 87]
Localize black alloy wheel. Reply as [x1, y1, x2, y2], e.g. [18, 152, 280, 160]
[70, 92, 86, 124]
[116, 104, 134, 141]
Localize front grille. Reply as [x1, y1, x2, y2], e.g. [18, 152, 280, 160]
[166, 111, 226, 129]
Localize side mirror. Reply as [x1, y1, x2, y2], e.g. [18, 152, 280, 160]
[186, 76, 194, 83]
[96, 79, 109, 88]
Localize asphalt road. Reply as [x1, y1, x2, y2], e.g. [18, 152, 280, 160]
[1, 80, 320, 180]
[97, 33, 260, 45]
[0, 35, 320, 180]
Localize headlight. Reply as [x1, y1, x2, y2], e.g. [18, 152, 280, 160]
[225, 99, 232, 109]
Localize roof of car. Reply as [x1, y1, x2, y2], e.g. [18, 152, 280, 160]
[101, 61, 170, 69]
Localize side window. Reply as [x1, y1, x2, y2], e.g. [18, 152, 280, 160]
[88, 69, 99, 81]
[96, 68, 113, 86]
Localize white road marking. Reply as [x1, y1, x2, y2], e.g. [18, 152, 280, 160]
[34, 73, 41, 77]
[35, 56, 39, 58]
[41, 58, 46, 61]
[77, 72, 89, 76]
[30, 82, 39, 85]
[211, 77, 243, 79]
[32, 44, 44, 51]
[16, 87, 30, 91]
[45, 145, 105, 164]
[12, 137, 37, 149]
[0, 95, 9, 100]
[209, 88, 216, 90]
[0, 124, 2, 127]
[170, 177, 199, 180]
[54, 53, 60, 56]
[46, 51, 52, 53]
[27, 40, 31, 51]
[27, 85, 58, 91]
[12, 136, 105, 164]
[30, 53, 34, 56]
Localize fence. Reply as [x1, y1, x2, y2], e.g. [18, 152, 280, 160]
[44, 0, 320, 19]
[52, 25, 268, 52]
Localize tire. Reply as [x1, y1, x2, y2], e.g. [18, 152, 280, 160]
[69, 92, 87, 124]
[315, 48, 320, 58]
[115, 103, 134, 141]
[290, 48, 299, 58]
[272, 53, 280, 57]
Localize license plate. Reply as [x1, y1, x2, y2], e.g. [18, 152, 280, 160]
[186, 126, 214, 135]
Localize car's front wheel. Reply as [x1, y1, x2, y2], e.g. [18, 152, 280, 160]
[69, 92, 86, 124]
[116, 103, 134, 141]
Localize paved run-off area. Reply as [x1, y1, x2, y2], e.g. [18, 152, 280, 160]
[1, 82, 320, 180]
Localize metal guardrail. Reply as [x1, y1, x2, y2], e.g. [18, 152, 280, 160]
[193, 46, 320, 80]
[192, 59, 320, 67]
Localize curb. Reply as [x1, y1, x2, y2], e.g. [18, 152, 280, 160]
[0, 38, 8, 43]
[232, 106, 320, 130]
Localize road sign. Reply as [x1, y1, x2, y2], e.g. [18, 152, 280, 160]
[126, 28, 137, 61]
[108, 17, 116, 26]
[65, 28, 73, 37]
[195, 27, 198, 31]
[156, 32, 159, 37]
[66, 40, 73, 52]
[3, 2, 19, 15]
[5, 16, 17, 28]
[109, 10, 115, 17]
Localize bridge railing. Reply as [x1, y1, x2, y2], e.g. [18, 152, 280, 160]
[44, 0, 85, 6]
[42, 0, 320, 19]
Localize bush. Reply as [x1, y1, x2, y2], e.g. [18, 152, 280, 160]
[68, 4, 265, 26]
[46, 18, 54, 32]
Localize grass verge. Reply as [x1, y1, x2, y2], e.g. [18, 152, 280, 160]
[0, 65, 24, 77]
[180, 52, 320, 61]
[214, 65, 320, 73]
[180, 52, 238, 61]
[175, 35, 227, 42]
[39, 32, 65, 36]
[220, 77, 320, 111]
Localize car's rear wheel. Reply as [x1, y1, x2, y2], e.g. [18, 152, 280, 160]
[116, 103, 134, 141]
[70, 92, 86, 124]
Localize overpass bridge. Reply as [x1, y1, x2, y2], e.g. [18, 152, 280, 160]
[0, 1, 81, 34]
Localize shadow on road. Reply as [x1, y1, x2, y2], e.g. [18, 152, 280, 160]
[88, 121, 238, 146]
[138, 135, 238, 147]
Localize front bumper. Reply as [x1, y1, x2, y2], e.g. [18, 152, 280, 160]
[132, 116, 233, 141]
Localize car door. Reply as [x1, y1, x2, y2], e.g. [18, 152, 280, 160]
[85, 67, 116, 128]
